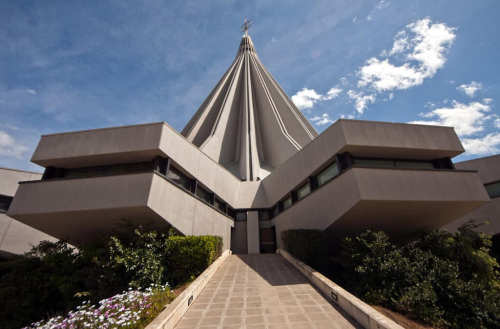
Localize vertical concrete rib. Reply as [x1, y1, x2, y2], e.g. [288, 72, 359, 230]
[182, 35, 318, 180]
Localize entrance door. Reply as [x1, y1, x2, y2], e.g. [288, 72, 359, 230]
[260, 227, 276, 254]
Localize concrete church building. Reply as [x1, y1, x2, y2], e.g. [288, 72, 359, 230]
[6, 32, 492, 254]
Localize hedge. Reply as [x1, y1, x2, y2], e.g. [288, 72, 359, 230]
[281, 229, 328, 273]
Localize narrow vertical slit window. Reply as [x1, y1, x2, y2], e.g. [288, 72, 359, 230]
[297, 183, 311, 201]
[272, 206, 279, 218]
[283, 196, 292, 210]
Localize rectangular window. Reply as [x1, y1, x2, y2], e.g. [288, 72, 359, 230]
[282, 196, 292, 210]
[355, 159, 395, 168]
[272, 206, 279, 218]
[227, 207, 236, 220]
[196, 186, 213, 205]
[259, 211, 271, 221]
[485, 182, 500, 199]
[236, 212, 247, 221]
[317, 162, 339, 187]
[167, 166, 193, 192]
[213, 198, 226, 212]
[395, 161, 435, 169]
[297, 183, 311, 201]
[0, 195, 13, 213]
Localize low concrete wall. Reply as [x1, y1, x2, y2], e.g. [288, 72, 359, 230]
[277, 249, 404, 329]
[146, 250, 232, 329]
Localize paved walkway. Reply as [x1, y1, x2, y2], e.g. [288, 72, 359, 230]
[175, 254, 362, 329]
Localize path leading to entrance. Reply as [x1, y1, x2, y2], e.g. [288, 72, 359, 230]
[175, 254, 362, 329]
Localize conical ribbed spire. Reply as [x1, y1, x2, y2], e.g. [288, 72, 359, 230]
[181, 35, 318, 181]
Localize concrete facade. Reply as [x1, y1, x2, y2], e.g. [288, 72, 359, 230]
[6, 34, 492, 254]
[0, 167, 58, 259]
[443, 154, 500, 235]
[182, 35, 317, 181]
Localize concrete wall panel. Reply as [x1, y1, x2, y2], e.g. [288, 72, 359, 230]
[9, 173, 153, 216]
[32, 123, 164, 168]
[341, 120, 464, 157]
[455, 155, 500, 184]
[231, 221, 248, 254]
[0, 168, 42, 196]
[0, 215, 58, 256]
[247, 211, 260, 254]
[443, 155, 500, 235]
[272, 168, 489, 249]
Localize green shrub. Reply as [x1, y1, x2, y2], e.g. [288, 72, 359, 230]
[108, 229, 168, 289]
[281, 229, 328, 273]
[333, 223, 500, 328]
[164, 235, 223, 285]
[0, 240, 85, 329]
[0, 226, 223, 329]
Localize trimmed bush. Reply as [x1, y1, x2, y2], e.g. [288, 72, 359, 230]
[281, 229, 328, 273]
[165, 235, 223, 285]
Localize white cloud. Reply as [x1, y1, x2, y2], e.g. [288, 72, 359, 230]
[389, 93, 394, 100]
[409, 100, 491, 136]
[353, 16, 357, 23]
[291, 88, 322, 110]
[358, 18, 456, 92]
[375, 0, 391, 10]
[366, 0, 390, 22]
[325, 87, 342, 99]
[443, 98, 448, 104]
[425, 101, 436, 109]
[461, 133, 500, 156]
[310, 113, 334, 126]
[0, 130, 28, 158]
[483, 98, 492, 105]
[291, 87, 342, 110]
[348, 90, 375, 114]
[381, 31, 409, 57]
[339, 77, 348, 85]
[456, 81, 482, 98]
[25, 89, 37, 95]
[494, 118, 500, 129]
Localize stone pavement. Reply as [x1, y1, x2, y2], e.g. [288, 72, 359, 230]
[175, 254, 362, 329]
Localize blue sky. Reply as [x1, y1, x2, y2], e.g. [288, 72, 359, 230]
[1, 0, 499, 172]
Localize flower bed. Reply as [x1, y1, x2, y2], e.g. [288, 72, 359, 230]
[23, 284, 173, 329]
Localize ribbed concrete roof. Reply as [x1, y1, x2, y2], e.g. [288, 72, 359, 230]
[181, 35, 318, 181]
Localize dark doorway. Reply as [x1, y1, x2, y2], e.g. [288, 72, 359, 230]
[260, 226, 276, 253]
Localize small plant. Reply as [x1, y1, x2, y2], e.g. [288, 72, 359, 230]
[22, 284, 173, 329]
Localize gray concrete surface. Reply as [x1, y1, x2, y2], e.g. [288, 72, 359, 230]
[175, 254, 362, 329]
[0, 167, 58, 259]
[443, 154, 500, 235]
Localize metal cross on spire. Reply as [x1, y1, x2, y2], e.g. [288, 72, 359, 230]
[240, 17, 252, 36]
